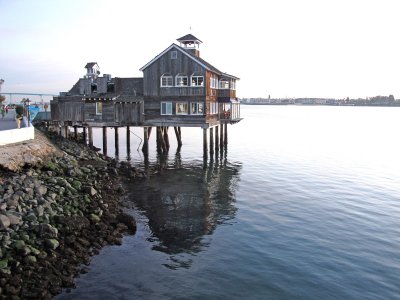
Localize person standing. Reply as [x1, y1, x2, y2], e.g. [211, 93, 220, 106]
[1, 105, 5, 118]
[5, 106, 8, 114]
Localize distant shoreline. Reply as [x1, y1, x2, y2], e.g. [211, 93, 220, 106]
[241, 103, 400, 107]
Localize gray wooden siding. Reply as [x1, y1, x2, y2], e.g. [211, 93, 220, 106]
[143, 48, 206, 97]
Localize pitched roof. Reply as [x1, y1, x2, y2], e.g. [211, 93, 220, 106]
[85, 62, 98, 68]
[140, 43, 236, 78]
[177, 34, 202, 44]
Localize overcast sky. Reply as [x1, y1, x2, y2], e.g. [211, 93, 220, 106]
[1, 0, 399, 99]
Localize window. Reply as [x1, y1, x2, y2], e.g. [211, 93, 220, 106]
[208, 102, 218, 115]
[231, 80, 236, 90]
[161, 74, 173, 87]
[161, 102, 172, 115]
[219, 80, 229, 89]
[96, 102, 103, 115]
[191, 75, 204, 87]
[170, 51, 177, 59]
[210, 74, 218, 89]
[176, 102, 188, 115]
[176, 74, 188, 86]
[191, 102, 204, 115]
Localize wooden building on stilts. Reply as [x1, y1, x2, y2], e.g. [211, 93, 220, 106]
[50, 34, 242, 158]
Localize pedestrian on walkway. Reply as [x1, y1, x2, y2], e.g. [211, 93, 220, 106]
[5, 106, 8, 114]
[1, 105, 5, 118]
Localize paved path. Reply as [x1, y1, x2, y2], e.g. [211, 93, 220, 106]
[0, 109, 18, 130]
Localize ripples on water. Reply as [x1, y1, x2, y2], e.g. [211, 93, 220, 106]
[57, 106, 400, 300]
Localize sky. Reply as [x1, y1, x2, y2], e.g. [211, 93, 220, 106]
[1, 0, 399, 99]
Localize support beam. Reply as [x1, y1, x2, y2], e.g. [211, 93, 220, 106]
[126, 126, 131, 158]
[174, 126, 182, 148]
[83, 127, 87, 145]
[209, 127, 214, 155]
[215, 125, 219, 152]
[203, 128, 208, 158]
[102, 126, 107, 155]
[224, 123, 228, 147]
[164, 127, 170, 151]
[220, 124, 224, 150]
[142, 127, 149, 154]
[156, 127, 162, 154]
[115, 127, 119, 156]
[74, 126, 78, 140]
[88, 127, 93, 147]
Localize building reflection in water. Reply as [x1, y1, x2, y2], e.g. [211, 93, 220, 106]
[126, 155, 242, 269]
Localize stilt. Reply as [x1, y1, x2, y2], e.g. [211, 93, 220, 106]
[209, 127, 214, 155]
[215, 125, 219, 152]
[74, 126, 78, 140]
[126, 126, 131, 158]
[115, 127, 119, 156]
[102, 126, 107, 155]
[83, 127, 87, 145]
[174, 126, 182, 148]
[203, 128, 208, 158]
[164, 127, 170, 150]
[142, 127, 149, 154]
[220, 124, 224, 150]
[88, 127, 93, 147]
[156, 127, 162, 154]
[224, 123, 228, 147]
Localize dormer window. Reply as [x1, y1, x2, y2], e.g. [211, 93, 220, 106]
[161, 74, 173, 87]
[191, 75, 204, 87]
[176, 74, 188, 86]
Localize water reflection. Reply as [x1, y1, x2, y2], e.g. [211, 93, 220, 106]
[126, 156, 242, 269]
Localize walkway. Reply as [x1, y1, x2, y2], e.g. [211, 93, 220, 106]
[0, 109, 18, 130]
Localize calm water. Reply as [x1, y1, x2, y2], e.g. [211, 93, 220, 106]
[58, 105, 400, 299]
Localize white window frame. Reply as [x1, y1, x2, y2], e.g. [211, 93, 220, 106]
[161, 102, 172, 115]
[210, 74, 218, 89]
[96, 102, 103, 115]
[191, 75, 204, 87]
[190, 102, 204, 115]
[176, 74, 188, 87]
[176, 102, 188, 115]
[209, 102, 218, 115]
[219, 80, 229, 89]
[161, 74, 173, 87]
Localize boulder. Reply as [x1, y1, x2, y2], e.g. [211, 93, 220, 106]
[0, 214, 11, 230]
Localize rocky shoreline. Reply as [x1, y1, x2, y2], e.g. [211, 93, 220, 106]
[0, 130, 143, 299]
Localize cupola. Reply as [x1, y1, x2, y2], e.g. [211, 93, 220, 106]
[177, 34, 202, 57]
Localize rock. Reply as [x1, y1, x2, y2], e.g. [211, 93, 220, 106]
[25, 255, 37, 264]
[0, 259, 8, 269]
[13, 240, 26, 250]
[35, 185, 47, 196]
[45, 239, 59, 250]
[89, 214, 101, 223]
[117, 213, 137, 233]
[6, 212, 22, 226]
[71, 180, 82, 190]
[84, 186, 97, 196]
[0, 215, 11, 230]
[35, 206, 44, 217]
[0, 202, 7, 210]
[19, 246, 31, 256]
[36, 224, 58, 238]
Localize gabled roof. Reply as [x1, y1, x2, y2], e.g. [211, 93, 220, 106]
[177, 34, 202, 44]
[85, 62, 98, 68]
[140, 43, 232, 77]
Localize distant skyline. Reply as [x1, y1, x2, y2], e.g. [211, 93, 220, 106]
[1, 0, 399, 100]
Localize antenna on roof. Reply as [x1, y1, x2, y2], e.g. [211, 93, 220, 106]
[189, 25, 192, 32]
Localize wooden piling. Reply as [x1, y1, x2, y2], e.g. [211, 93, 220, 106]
[164, 127, 170, 150]
[83, 127, 87, 145]
[224, 123, 228, 146]
[174, 126, 182, 147]
[210, 127, 214, 155]
[74, 126, 78, 140]
[102, 126, 107, 155]
[215, 125, 219, 152]
[142, 127, 149, 154]
[126, 126, 131, 157]
[220, 124, 224, 150]
[88, 127, 93, 147]
[115, 127, 119, 156]
[203, 128, 208, 157]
